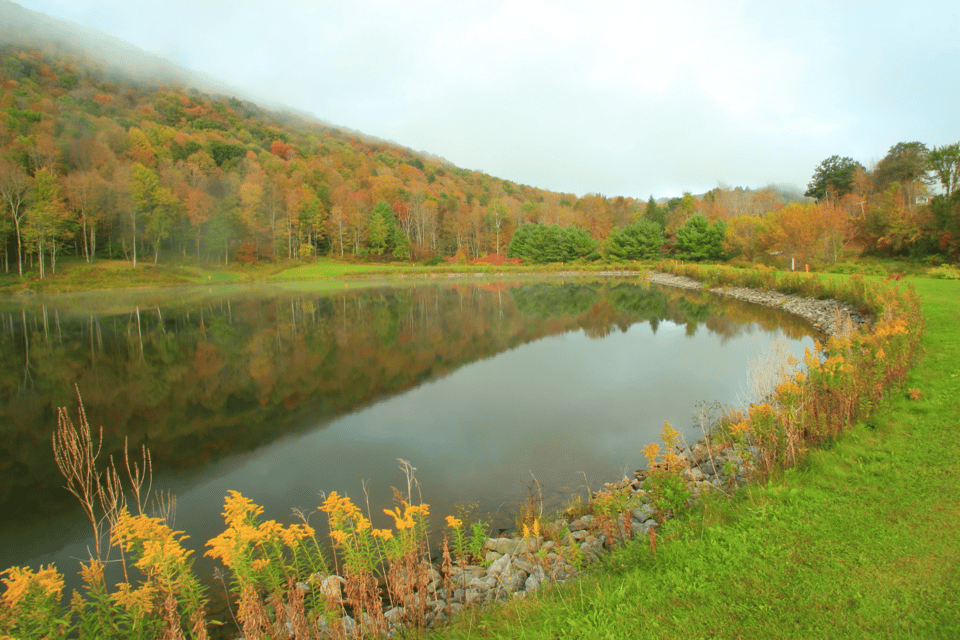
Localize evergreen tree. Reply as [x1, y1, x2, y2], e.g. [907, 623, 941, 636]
[674, 214, 726, 261]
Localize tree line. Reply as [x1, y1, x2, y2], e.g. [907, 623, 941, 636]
[0, 44, 957, 279]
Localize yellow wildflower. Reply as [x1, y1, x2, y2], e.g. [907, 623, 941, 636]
[79, 559, 104, 588]
[371, 528, 393, 541]
[406, 503, 430, 518]
[111, 582, 156, 614]
[445, 516, 463, 529]
[279, 523, 315, 548]
[641, 442, 660, 467]
[0, 565, 64, 608]
[223, 490, 264, 527]
[384, 505, 414, 530]
[730, 421, 751, 437]
[354, 515, 371, 532]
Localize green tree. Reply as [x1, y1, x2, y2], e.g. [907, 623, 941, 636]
[131, 163, 178, 265]
[674, 214, 726, 261]
[874, 142, 929, 192]
[927, 142, 960, 200]
[367, 200, 396, 256]
[508, 224, 597, 263]
[643, 195, 665, 229]
[24, 168, 71, 278]
[604, 220, 664, 261]
[805, 155, 864, 202]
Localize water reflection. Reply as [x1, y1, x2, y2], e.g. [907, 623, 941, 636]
[0, 277, 815, 577]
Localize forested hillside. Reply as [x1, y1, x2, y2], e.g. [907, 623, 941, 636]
[0, 23, 957, 280]
[0, 38, 643, 275]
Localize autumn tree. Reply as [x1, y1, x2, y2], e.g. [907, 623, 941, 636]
[874, 142, 929, 193]
[869, 183, 929, 256]
[664, 192, 697, 236]
[487, 199, 510, 255]
[722, 214, 763, 262]
[0, 157, 31, 276]
[63, 169, 106, 263]
[757, 202, 853, 266]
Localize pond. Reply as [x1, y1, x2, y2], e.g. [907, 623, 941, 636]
[0, 276, 816, 582]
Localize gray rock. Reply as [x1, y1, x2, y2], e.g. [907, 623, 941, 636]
[500, 569, 528, 592]
[383, 607, 405, 625]
[525, 572, 542, 593]
[486, 536, 539, 556]
[467, 577, 491, 593]
[487, 555, 511, 577]
[683, 467, 706, 482]
[512, 558, 535, 574]
[449, 565, 485, 585]
[484, 550, 502, 564]
[632, 504, 655, 522]
[631, 520, 650, 535]
[568, 515, 594, 532]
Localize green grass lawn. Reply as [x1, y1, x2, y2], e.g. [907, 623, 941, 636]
[433, 277, 960, 639]
[269, 259, 412, 279]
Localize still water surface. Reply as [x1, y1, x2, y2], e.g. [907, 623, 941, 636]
[0, 277, 815, 580]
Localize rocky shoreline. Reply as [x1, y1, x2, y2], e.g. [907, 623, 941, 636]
[645, 271, 873, 337]
[318, 433, 760, 637]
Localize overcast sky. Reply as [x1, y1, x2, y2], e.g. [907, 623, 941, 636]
[15, 0, 960, 199]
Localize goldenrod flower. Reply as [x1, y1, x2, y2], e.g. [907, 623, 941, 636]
[223, 490, 264, 527]
[111, 582, 156, 613]
[354, 515, 371, 532]
[384, 506, 413, 530]
[0, 565, 64, 607]
[79, 559, 104, 588]
[445, 516, 463, 529]
[371, 528, 393, 541]
[279, 523, 315, 548]
[641, 442, 661, 467]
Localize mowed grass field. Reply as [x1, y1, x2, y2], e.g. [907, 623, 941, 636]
[431, 277, 960, 640]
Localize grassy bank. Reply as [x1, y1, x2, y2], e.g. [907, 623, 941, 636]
[0, 257, 637, 294]
[2, 255, 956, 296]
[432, 277, 959, 639]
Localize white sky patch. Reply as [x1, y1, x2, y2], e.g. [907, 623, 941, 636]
[12, 0, 960, 198]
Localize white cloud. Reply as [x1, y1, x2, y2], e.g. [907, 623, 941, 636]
[14, 0, 960, 198]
